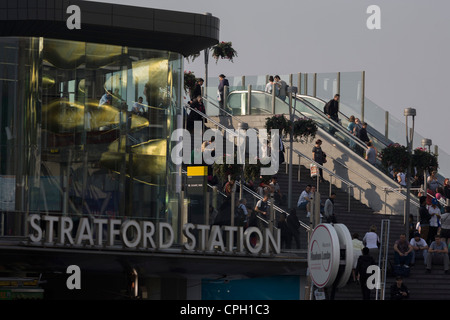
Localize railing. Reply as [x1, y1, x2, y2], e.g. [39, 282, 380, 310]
[183, 104, 310, 233]
[199, 94, 361, 212]
[200, 90, 421, 216]
[203, 72, 449, 181]
[225, 89, 384, 168]
[376, 219, 390, 300]
[284, 145, 355, 213]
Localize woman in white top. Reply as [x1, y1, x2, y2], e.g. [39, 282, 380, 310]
[363, 225, 380, 248]
[363, 225, 380, 263]
[265, 76, 274, 94]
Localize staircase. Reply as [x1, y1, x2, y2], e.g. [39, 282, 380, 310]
[203, 110, 450, 300]
[274, 163, 450, 300]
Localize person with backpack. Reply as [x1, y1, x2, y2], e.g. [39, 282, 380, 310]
[254, 194, 270, 230]
[236, 198, 250, 227]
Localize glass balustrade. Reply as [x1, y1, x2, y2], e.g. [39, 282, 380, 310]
[202, 72, 450, 181]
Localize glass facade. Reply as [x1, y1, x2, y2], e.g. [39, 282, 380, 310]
[0, 37, 182, 237]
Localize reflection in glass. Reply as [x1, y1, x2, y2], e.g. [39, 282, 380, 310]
[0, 37, 182, 237]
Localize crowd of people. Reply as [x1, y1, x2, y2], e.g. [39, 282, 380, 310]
[184, 76, 450, 300]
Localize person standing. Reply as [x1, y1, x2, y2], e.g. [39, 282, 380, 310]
[287, 208, 301, 249]
[323, 94, 340, 123]
[323, 192, 337, 223]
[187, 95, 206, 133]
[277, 212, 292, 249]
[418, 196, 431, 244]
[356, 247, 376, 300]
[274, 75, 288, 101]
[191, 78, 204, 100]
[363, 225, 380, 263]
[218, 74, 229, 114]
[352, 233, 364, 283]
[439, 206, 450, 246]
[357, 122, 370, 144]
[428, 198, 441, 244]
[265, 76, 275, 94]
[312, 139, 326, 183]
[323, 94, 340, 136]
[254, 194, 270, 230]
[365, 141, 377, 165]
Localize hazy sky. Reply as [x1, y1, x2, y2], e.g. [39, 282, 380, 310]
[89, 0, 450, 155]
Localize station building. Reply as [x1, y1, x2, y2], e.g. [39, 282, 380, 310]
[0, 0, 306, 299]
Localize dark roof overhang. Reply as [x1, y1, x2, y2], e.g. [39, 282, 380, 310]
[0, 0, 220, 56]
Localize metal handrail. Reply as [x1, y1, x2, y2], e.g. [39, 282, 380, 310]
[204, 89, 421, 214]
[224, 89, 371, 153]
[184, 104, 238, 137]
[235, 180, 310, 231]
[284, 145, 354, 212]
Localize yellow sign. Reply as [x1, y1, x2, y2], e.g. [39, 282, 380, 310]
[187, 166, 207, 176]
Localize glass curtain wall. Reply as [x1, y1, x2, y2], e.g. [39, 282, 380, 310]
[0, 37, 182, 236]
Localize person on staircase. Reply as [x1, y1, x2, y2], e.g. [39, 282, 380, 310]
[363, 225, 380, 264]
[297, 184, 312, 215]
[418, 196, 431, 245]
[312, 139, 326, 183]
[323, 192, 337, 224]
[409, 232, 428, 266]
[393, 233, 413, 268]
[425, 234, 449, 274]
[427, 198, 441, 244]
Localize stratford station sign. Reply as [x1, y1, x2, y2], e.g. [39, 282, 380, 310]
[27, 214, 280, 256]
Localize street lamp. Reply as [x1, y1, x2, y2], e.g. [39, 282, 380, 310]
[404, 107, 416, 237]
[421, 138, 432, 195]
[287, 86, 298, 209]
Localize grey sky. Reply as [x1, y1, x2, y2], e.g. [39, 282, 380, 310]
[89, 0, 450, 156]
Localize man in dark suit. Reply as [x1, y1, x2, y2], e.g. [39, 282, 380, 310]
[218, 74, 229, 114]
[324, 94, 340, 135]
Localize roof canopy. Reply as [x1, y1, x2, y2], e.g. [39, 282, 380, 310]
[0, 0, 220, 56]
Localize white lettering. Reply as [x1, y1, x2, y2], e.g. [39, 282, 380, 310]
[196, 224, 210, 251]
[366, 265, 381, 289]
[121, 220, 141, 248]
[43, 215, 58, 244]
[366, 5, 381, 30]
[58, 216, 74, 245]
[169, 122, 279, 176]
[183, 223, 196, 250]
[158, 222, 174, 249]
[66, 265, 81, 290]
[75, 217, 94, 246]
[28, 214, 42, 242]
[244, 227, 263, 254]
[264, 228, 280, 254]
[93, 218, 107, 246]
[66, 5, 81, 30]
[223, 226, 238, 252]
[26, 217, 280, 255]
[140, 221, 156, 249]
[207, 225, 225, 252]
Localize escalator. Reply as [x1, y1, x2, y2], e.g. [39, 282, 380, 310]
[226, 90, 388, 168]
[214, 89, 420, 214]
